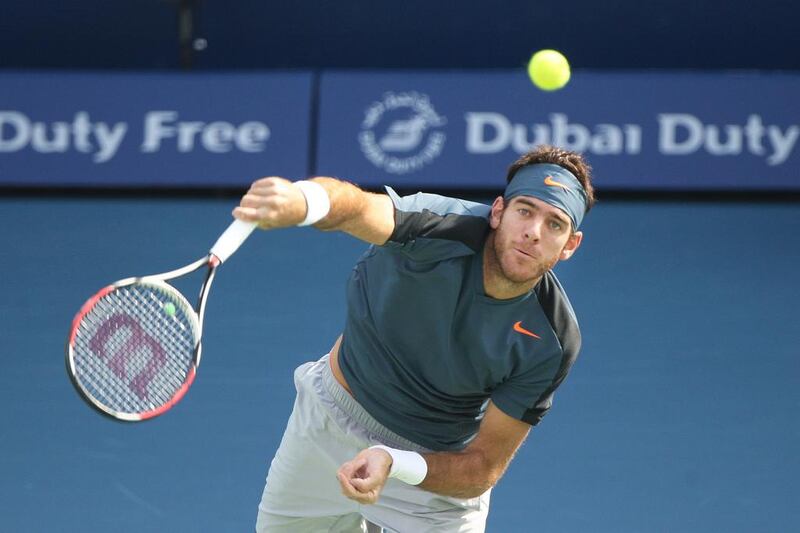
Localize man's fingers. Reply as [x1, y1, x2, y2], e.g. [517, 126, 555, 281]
[235, 177, 307, 228]
[350, 477, 378, 491]
[239, 193, 267, 208]
[337, 472, 363, 498]
[340, 457, 366, 476]
[337, 464, 381, 505]
[252, 176, 284, 188]
[232, 206, 259, 221]
[336, 471, 354, 491]
[337, 460, 361, 485]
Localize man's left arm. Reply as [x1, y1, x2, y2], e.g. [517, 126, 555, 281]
[337, 401, 531, 503]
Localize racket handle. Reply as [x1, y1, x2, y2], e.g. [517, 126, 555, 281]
[209, 219, 258, 264]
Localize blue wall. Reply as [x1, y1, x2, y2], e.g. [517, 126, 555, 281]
[1, 0, 798, 70]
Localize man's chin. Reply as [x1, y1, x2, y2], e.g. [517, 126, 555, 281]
[501, 260, 548, 285]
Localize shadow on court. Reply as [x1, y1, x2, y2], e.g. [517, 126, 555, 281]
[0, 196, 797, 532]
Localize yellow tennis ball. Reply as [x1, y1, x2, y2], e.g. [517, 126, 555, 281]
[527, 49, 571, 91]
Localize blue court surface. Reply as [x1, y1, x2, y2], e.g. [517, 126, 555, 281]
[1, 195, 797, 532]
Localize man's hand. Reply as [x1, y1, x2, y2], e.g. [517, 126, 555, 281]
[233, 177, 308, 229]
[336, 447, 393, 504]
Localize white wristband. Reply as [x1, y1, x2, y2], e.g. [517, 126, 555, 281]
[294, 180, 331, 227]
[370, 445, 428, 485]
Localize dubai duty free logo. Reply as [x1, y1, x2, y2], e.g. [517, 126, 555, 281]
[358, 92, 446, 174]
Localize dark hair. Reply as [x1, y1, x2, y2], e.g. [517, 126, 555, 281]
[506, 145, 596, 213]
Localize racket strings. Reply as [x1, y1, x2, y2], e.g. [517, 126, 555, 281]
[71, 283, 199, 414]
[78, 288, 192, 409]
[123, 289, 197, 379]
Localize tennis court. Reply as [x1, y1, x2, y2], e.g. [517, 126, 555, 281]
[1, 194, 797, 532]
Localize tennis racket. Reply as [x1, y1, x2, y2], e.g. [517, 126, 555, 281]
[66, 218, 257, 422]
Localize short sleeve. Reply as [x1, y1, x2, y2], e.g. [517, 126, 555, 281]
[490, 352, 563, 425]
[382, 186, 490, 261]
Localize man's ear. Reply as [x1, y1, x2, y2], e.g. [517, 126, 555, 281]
[560, 231, 583, 260]
[489, 196, 505, 229]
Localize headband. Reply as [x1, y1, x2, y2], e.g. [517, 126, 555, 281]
[503, 163, 588, 230]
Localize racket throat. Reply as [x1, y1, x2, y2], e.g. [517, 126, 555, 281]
[196, 263, 218, 332]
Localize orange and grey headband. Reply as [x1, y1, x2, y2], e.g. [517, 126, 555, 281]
[503, 163, 588, 230]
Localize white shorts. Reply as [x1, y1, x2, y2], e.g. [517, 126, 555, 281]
[255, 355, 491, 533]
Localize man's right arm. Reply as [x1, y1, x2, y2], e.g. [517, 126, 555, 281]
[232, 176, 395, 245]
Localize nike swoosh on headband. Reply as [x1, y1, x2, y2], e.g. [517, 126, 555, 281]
[544, 175, 571, 190]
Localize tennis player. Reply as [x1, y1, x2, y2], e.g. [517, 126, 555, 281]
[237, 145, 595, 532]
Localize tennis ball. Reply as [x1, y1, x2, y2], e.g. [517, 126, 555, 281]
[527, 49, 571, 91]
[163, 302, 176, 316]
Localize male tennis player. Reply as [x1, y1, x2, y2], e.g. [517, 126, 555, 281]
[237, 145, 595, 532]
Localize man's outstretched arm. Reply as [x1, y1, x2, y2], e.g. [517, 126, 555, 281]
[232, 176, 395, 245]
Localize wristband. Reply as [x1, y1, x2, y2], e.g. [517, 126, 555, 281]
[294, 180, 331, 226]
[370, 445, 428, 485]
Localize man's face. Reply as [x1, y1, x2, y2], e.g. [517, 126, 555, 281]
[488, 195, 583, 284]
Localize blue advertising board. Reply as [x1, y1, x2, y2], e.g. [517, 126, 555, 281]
[317, 71, 800, 191]
[0, 72, 312, 187]
[3, 70, 798, 190]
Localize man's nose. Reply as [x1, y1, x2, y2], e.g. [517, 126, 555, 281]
[523, 219, 542, 241]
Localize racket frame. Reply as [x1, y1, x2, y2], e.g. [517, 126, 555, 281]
[66, 254, 219, 422]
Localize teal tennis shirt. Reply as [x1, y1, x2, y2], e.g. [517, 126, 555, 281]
[338, 188, 582, 451]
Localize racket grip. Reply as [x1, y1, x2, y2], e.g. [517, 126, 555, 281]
[209, 219, 258, 264]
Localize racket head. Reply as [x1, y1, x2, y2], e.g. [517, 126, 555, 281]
[66, 278, 202, 421]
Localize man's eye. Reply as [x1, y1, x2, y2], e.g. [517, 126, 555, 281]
[550, 220, 563, 231]
[518, 208, 530, 216]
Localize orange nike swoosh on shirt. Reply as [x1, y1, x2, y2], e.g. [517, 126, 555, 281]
[513, 321, 541, 339]
[544, 175, 571, 190]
